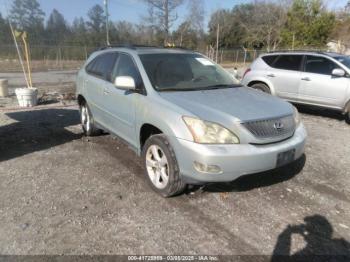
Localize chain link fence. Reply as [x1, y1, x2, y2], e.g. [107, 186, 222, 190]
[0, 44, 336, 72]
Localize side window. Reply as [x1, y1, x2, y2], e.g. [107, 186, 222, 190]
[112, 53, 143, 89]
[262, 55, 278, 66]
[305, 56, 340, 75]
[273, 55, 303, 71]
[86, 52, 118, 81]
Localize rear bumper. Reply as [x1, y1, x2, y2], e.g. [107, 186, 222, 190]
[169, 124, 307, 183]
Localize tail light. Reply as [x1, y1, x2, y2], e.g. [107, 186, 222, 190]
[242, 68, 251, 79]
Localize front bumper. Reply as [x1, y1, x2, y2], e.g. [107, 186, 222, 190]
[168, 124, 307, 183]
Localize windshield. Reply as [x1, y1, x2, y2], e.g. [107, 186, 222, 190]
[334, 56, 350, 68]
[139, 53, 240, 91]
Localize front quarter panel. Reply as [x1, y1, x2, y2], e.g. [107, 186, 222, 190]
[135, 94, 195, 153]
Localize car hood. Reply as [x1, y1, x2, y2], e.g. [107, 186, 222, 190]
[158, 87, 293, 122]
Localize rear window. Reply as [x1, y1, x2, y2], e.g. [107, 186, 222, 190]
[262, 55, 278, 66]
[273, 55, 303, 71]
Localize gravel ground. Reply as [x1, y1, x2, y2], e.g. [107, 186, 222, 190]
[0, 102, 349, 259]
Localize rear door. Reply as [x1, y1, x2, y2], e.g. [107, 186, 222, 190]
[84, 52, 118, 126]
[299, 55, 349, 108]
[267, 55, 303, 101]
[102, 53, 144, 147]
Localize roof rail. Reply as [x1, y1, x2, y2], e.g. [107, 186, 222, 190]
[98, 44, 160, 50]
[266, 49, 327, 54]
[97, 44, 194, 51]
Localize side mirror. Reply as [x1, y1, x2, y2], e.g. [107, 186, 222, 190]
[114, 76, 136, 90]
[332, 68, 346, 77]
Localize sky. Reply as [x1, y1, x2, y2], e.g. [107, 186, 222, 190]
[1, 0, 349, 30]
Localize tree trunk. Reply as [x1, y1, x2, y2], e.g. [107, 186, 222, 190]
[164, 0, 169, 44]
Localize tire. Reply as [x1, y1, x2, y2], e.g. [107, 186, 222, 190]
[142, 134, 186, 197]
[346, 111, 350, 125]
[251, 83, 271, 94]
[79, 102, 101, 136]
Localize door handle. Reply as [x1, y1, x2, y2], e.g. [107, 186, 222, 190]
[301, 77, 311, 81]
[267, 74, 276, 78]
[103, 88, 110, 95]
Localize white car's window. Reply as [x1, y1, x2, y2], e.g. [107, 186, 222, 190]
[262, 55, 278, 66]
[334, 56, 350, 69]
[139, 53, 240, 91]
[273, 55, 303, 71]
[305, 56, 340, 75]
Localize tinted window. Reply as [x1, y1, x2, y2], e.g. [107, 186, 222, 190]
[273, 55, 303, 71]
[305, 56, 340, 75]
[262, 55, 278, 66]
[112, 53, 143, 88]
[86, 52, 117, 80]
[334, 56, 350, 69]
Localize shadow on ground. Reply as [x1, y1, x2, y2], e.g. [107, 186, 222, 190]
[192, 155, 306, 193]
[294, 104, 346, 122]
[0, 108, 81, 162]
[271, 214, 350, 262]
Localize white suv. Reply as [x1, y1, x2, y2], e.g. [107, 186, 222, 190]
[242, 51, 350, 122]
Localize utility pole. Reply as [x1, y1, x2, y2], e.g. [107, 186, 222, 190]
[104, 0, 110, 46]
[216, 24, 220, 63]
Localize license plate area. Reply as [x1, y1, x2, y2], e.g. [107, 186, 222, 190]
[276, 149, 296, 167]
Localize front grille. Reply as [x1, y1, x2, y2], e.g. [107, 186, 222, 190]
[242, 115, 295, 140]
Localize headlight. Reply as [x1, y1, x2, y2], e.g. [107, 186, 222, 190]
[293, 106, 300, 126]
[183, 116, 240, 144]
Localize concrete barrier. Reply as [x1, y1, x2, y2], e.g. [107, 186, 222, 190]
[0, 79, 9, 97]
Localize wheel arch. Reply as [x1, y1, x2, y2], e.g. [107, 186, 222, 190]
[247, 78, 276, 95]
[77, 94, 86, 106]
[139, 123, 164, 150]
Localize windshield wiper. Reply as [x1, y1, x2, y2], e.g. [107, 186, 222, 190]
[158, 87, 199, 92]
[202, 84, 240, 90]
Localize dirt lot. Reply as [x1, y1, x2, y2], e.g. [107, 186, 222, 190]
[0, 100, 349, 259]
[0, 67, 349, 259]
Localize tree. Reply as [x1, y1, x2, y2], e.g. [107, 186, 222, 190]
[46, 9, 69, 45]
[71, 17, 88, 45]
[0, 13, 11, 44]
[240, 1, 288, 51]
[331, 1, 350, 47]
[281, 0, 335, 48]
[208, 8, 246, 48]
[143, 0, 184, 44]
[173, 21, 198, 48]
[87, 4, 105, 33]
[86, 4, 106, 46]
[186, 0, 205, 33]
[9, 0, 45, 43]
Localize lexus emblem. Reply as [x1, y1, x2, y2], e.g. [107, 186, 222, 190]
[274, 121, 284, 131]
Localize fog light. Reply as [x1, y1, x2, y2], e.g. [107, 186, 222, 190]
[194, 161, 222, 174]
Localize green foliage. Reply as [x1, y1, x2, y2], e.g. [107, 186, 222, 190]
[0, 13, 11, 44]
[9, 0, 45, 43]
[0, 0, 344, 58]
[281, 0, 335, 48]
[46, 9, 69, 45]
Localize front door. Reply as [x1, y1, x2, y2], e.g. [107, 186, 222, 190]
[102, 53, 143, 147]
[299, 55, 349, 108]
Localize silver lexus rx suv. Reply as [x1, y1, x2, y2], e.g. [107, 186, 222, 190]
[76, 45, 307, 197]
